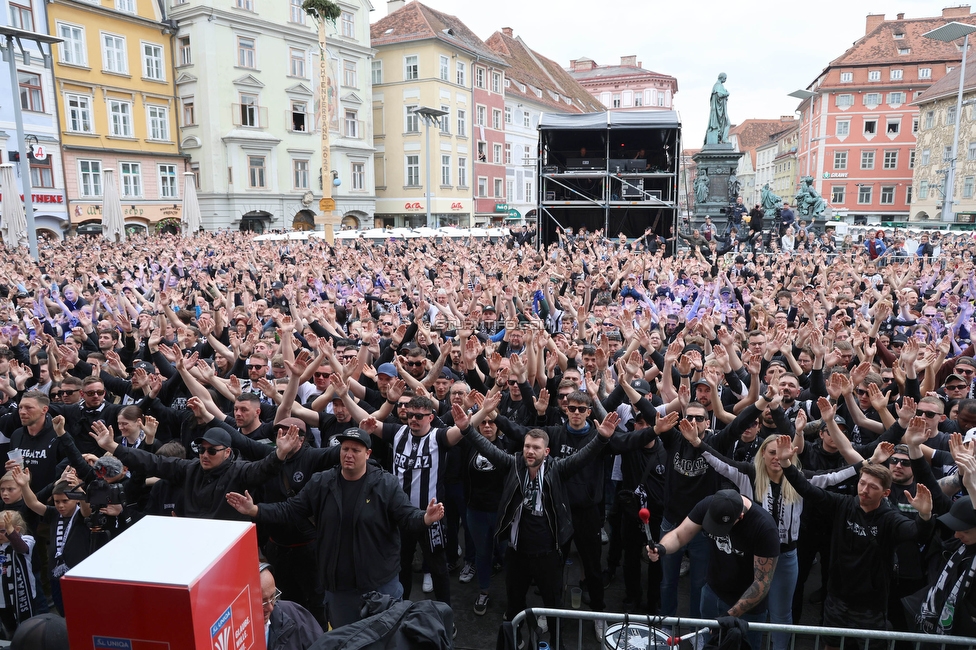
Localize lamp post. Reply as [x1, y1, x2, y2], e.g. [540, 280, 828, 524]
[0, 26, 61, 261]
[923, 21, 976, 223]
[412, 106, 448, 228]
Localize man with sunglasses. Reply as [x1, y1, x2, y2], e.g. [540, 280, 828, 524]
[50, 377, 125, 456]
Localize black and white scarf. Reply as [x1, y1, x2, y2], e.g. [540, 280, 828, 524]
[916, 545, 976, 634]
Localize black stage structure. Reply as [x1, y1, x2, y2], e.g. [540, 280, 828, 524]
[536, 110, 681, 248]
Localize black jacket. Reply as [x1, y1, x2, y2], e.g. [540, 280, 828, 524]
[112, 445, 284, 521]
[256, 465, 428, 593]
[268, 599, 324, 650]
[463, 426, 608, 551]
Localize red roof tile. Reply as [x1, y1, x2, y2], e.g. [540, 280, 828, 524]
[829, 12, 976, 68]
[370, 2, 505, 67]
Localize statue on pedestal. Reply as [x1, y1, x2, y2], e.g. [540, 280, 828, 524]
[704, 73, 730, 146]
[794, 176, 827, 219]
[694, 168, 709, 205]
[761, 183, 783, 220]
[728, 172, 740, 202]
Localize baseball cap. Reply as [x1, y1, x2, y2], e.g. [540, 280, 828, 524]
[691, 379, 711, 391]
[963, 427, 976, 444]
[271, 281, 284, 289]
[821, 415, 848, 431]
[767, 358, 788, 370]
[938, 496, 976, 531]
[702, 489, 744, 537]
[274, 417, 307, 435]
[734, 255, 745, 264]
[193, 428, 232, 448]
[376, 363, 398, 378]
[630, 379, 651, 396]
[955, 357, 976, 369]
[334, 427, 371, 449]
[947, 374, 968, 385]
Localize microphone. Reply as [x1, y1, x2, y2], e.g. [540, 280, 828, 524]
[639, 507, 655, 544]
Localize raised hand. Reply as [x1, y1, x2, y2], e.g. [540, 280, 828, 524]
[903, 416, 928, 447]
[775, 434, 797, 465]
[679, 418, 701, 447]
[597, 412, 620, 438]
[866, 383, 888, 412]
[52, 414, 66, 438]
[905, 483, 932, 519]
[225, 490, 258, 517]
[870, 441, 895, 465]
[654, 411, 679, 434]
[817, 396, 835, 422]
[896, 396, 917, 423]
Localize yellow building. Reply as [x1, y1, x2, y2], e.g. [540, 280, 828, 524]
[49, 0, 184, 236]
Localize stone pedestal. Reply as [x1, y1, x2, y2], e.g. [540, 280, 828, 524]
[691, 145, 744, 230]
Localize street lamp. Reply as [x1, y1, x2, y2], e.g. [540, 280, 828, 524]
[923, 21, 976, 223]
[0, 25, 61, 260]
[412, 106, 448, 228]
[788, 89, 816, 178]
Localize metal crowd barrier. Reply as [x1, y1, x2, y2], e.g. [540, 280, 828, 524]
[509, 608, 976, 650]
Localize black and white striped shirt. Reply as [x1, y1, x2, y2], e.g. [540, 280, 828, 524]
[381, 423, 450, 509]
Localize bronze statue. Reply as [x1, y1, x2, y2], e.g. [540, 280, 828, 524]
[761, 183, 783, 219]
[794, 176, 827, 218]
[694, 168, 709, 204]
[728, 172, 740, 202]
[704, 73, 730, 146]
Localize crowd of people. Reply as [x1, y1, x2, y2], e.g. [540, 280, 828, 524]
[0, 221, 974, 648]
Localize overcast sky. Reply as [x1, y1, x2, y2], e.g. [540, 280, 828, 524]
[372, 0, 950, 146]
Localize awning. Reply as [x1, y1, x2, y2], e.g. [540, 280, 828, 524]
[539, 110, 680, 130]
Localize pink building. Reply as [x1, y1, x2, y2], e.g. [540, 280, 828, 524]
[567, 56, 678, 110]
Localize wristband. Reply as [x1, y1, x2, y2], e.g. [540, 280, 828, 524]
[386, 398, 397, 405]
[654, 543, 667, 557]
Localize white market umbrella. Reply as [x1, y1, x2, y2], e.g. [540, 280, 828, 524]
[181, 172, 202, 236]
[333, 229, 361, 240]
[0, 164, 28, 250]
[101, 169, 126, 243]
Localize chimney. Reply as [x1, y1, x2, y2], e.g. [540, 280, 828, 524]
[501, 27, 513, 37]
[896, 13, 905, 19]
[943, 6, 972, 18]
[865, 13, 885, 34]
[620, 55, 637, 67]
[388, 0, 404, 15]
[781, 115, 794, 121]
[572, 59, 595, 71]
[638, 61, 642, 68]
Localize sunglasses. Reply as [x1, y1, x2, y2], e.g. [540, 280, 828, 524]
[61, 389, 79, 395]
[313, 372, 332, 379]
[557, 393, 573, 401]
[247, 364, 266, 370]
[956, 369, 975, 375]
[49, 392, 63, 399]
[565, 405, 589, 413]
[84, 389, 105, 397]
[915, 410, 940, 418]
[946, 384, 968, 390]
[855, 389, 870, 396]
[685, 414, 707, 422]
[888, 458, 911, 467]
[507, 380, 518, 386]
[406, 412, 430, 420]
[405, 361, 425, 367]
[191, 444, 226, 456]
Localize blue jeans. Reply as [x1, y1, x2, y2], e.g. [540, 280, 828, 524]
[660, 516, 709, 618]
[768, 549, 798, 650]
[700, 583, 766, 650]
[466, 507, 503, 591]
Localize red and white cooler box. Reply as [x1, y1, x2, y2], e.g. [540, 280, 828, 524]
[61, 516, 265, 650]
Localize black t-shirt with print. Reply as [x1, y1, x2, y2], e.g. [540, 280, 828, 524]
[516, 473, 553, 553]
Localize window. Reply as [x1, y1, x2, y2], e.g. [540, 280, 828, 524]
[494, 178, 503, 197]
[29, 155, 52, 188]
[864, 93, 880, 107]
[858, 185, 872, 204]
[79, 160, 102, 197]
[248, 155, 266, 188]
[477, 177, 486, 197]
[504, 106, 512, 124]
[18, 72, 42, 112]
[921, 148, 931, 166]
[371, 60, 382, 85]
[906, 186, 913, 204]
[108, 100, 133, 137]
[612, 93, 621, 108]
[475, 67, 485, 89]
[525, 181, 532, 200]
[238, 37, 255, 68]
[439, 105, 450, 134]
[886, 119, 900, 135]
[836, 120, 850, 136]
[58, 23, 86, 65]
[924, 111, 934, 129]
[966, 177, 976, 199]
[236, 0, 254, 9]
[441, 154, 451, 186]
[142, 43, 164, 80]
[340, 11, 354, 38]
[290, 0, 305, 23]
[492, 109, 501, 130]
[831, 185, 845, 203]
[883, 150, 898, 169]
[116, 0, 135, 13]
[342, 60, 356, 86]
[913, 117, 919, 133]
[405, 105, 419, 133]
[894, 32, 905, 39]
[456, 61, 465, 86]
[120, 162, 142, 197]
[840, 72, 853, 82]
[507, 180, 514, 202]
[492, 72, 500, 93]
[344, 109, 358, 138]
[457, 109, 466, 136]
[890, 69, 903, 80]
[182, 97, 195, 126]
[836, 94, 853, 108]
[102, 34, 127, 74]
[864, 119, 877, 134]
[909, 150, 915, 169]
[290, 101, 307, 132]
[919, 67, 931, 79]
[352, 162, 364, 190]
[158, 164, 177, 198]
[178, 36, 191, 66]
[969, 142, 976, 161]
[290, 49, 306, 78]
[493, 143, 502, 164]
[945, 146, 954, 162]
[861, 151, 875, 169]
[406, 155, 420, 186]
[523, 111, 530, 127]
[458, 158, 467, 187]
[439, 55, 449, 81]
[658, 93, 665, 107]
[919, 180, 929, 200]
[868, 70, 880, 81]
[239, 93, 258, 127]
[65, 94, 92, 133]
[504, 143, 512, 164]
[887, 92, 905, 104]
[10, 1, 33, 31]
[476, 105, 486, 126]
[147, 105, 169, 140]
[405, 55, 418, 80]
[880, 186, 894, 204]
[948, 107, 957, 125]
[834, 151, 847, 169]
[634, 94, 642, 107]
[293, 159, 309, 189]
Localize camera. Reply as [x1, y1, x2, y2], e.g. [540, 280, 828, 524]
[66, 479, 126, 530]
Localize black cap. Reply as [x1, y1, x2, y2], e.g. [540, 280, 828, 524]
[630, 379, 651, 396]
[193, 428, 232, 448]
[820, 415, 848, 431]
[734, 255, 745, 264]
[272, 281, 284, 289]
[702, 489, 744, 537]
[334, 427, 371, 449]
[938, 496, 976, 532]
